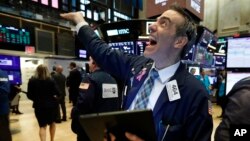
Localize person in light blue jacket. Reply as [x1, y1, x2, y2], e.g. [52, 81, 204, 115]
[196, 68, 211, 95]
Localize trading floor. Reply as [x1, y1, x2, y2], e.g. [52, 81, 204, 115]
[10, 96, 222, 141]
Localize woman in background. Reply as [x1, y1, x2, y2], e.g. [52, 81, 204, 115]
[27, 64, 60, 141]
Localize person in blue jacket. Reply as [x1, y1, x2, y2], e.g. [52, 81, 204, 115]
[0, 69, 11, 141]
[61, 3, 213, 141]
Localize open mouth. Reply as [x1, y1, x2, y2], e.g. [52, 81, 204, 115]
[149, 39, 157, 45]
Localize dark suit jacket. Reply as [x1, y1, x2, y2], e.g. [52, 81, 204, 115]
[52, 73, 66, 97]
[71, 70, 119, 141]
[66, 68, 81, 95]
[215, 77, 250, 141]
[77, 25, 213, 141]
[27, 77, 60, 109]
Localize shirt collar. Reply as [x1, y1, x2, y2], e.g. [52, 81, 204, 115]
[151, 61, 180, 83]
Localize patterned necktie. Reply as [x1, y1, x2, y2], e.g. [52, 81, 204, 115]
[134, 69, 159, 110]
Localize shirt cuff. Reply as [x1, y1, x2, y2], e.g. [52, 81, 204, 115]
[76, 21, 89, 34]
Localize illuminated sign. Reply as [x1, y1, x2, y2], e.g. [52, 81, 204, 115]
[25, 46, 35, 54]
[107, 28, 130, 36]
[0, 24, 31, 45]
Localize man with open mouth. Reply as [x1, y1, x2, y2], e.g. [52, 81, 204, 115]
[61, 3, 213, 141]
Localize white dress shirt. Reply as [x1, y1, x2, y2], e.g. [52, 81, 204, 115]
[129, 61, 180, 110]
[75, 21, 180, 110]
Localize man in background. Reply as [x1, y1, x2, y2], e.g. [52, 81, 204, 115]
[66, 62, 81, 106]
[0, 69, 11, 141]
[196, 68, 212, 95]
[190, 67, 197, 75]
[50, 65, 57, 76]
[52, 65, 67, 122]
[71, 56, 119, 141]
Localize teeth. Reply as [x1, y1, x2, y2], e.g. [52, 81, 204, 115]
[149, 36, 156, 41]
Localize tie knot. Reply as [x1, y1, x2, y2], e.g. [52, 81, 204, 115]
[150, 69, 159, 79]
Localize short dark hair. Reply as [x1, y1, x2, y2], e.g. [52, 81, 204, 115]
[70, 62, 76, 68]
[169, 3, 197, 58]
[52, 66, 56, 71]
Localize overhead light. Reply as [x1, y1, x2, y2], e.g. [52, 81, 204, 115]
[208, 44, 216, 50]
[138, 36, 149, 40]
[214, 52, 226, 56]
[81, 0, 90, 5]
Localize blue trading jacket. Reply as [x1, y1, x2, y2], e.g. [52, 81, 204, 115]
[0, 69, 10, 115]
[77, 25, 213, 141]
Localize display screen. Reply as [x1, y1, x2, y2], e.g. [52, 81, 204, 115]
[108, 41, 134, 54]
[35, 29, 54, 54]
[215, 37, 228, 54]
[51, 0, 59, 8]
[226, 71, 250, 94]
[226, 37, 250, 68]
[0, 55, 20, 70]
[6, 70, 22, 85]
[0, 55, 21, 85]
[214, 55, 226, 67]
[183, 46, 195, 61]
[193, 27, 214, 66]
[57, 33, 75, 56]
[79, 49, 87, 59]
[136, 41, 148, 56]
[204, 52, 214, 66]
[193, 45, 206, 64]
[197, 29, 214, 48]
[188, 66, 200, 76]
[41, 0, 49, 5]
[0, 24, 30, 45]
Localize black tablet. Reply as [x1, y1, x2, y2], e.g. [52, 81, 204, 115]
[79, 109, 157, 141]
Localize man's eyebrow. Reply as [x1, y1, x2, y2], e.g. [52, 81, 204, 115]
[157, 16, 172, 23]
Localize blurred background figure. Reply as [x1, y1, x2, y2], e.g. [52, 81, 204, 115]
[215, 69, 226, 118]
[0, 69, 12, 141]
[215, 76, 250, 141]
[50, 65, 56, 76]
[9, 84, 23, 114]
[66, 62, 81, 106]
[190, 68, 197, 75]
[27, 64, 60, 141]
[196, 68, 212, 95]
[52, 65, 67, 122]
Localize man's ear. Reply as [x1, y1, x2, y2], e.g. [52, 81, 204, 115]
[174, 36, 188, 49]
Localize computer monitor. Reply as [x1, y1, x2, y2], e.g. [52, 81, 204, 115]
[0, 24, 31, 45]
[135, 40, 148, 56]
[0, 55, 20, 70]
[108, 41, 134, 54]
[226, 71, 250, 94]
[214, 55, 226, 67]
[5, 70, 22, 85]
[193, 26, 214, 65]
[226, 36, 250, 68]
[188, 66, 200, 76]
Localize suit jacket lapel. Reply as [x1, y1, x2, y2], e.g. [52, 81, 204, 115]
[153, 63, 186, 116]
[153, 88, 169, 116]
[124, 62, 153, 109]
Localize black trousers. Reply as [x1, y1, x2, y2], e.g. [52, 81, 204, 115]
[0, 114, 12, 141]
[57, 96, 67, 119]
